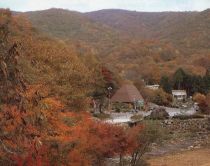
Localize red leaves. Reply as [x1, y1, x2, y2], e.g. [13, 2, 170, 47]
[67, 118, 143, 165]
[0, 103, 144, 165]
[127, 125, 144, 152]
[0, 84, 143, 166]
[12, 145, 50, 166]
[0, 106, 40, 156]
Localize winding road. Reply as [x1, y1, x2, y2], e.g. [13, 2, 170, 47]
[106, 106, 197, 124]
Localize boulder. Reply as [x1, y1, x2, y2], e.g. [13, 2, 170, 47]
[146, 107, 169, 120]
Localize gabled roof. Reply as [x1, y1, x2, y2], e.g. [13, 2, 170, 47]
[111, 84, 143, 103]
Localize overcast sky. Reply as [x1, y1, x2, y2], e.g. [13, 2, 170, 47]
[0, 0, 210, 12]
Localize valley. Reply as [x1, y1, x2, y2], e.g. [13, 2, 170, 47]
[22, 8, 210, 82]
[0, 4, 209, 165]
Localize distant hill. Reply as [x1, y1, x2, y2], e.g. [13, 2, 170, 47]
[24, 8, 122, 56]
[86, 9, 210, 52]
[86, 9, 198, 39]
[25, 8, 115, 40]
[21, 8, 210, 82]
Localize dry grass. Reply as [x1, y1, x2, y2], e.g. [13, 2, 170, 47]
[148, 148, 210, 166]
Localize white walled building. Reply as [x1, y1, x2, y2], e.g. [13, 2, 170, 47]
[146, 84, 160, 90]
[172, 90, 187, 101]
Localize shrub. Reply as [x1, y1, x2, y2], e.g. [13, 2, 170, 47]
[93, 113, 111, 120]
[112, 102, 133, 112]
[128, 121, 168, 166]
[193, 93, 210, 114]
[193, 93, 206, 104]
[131, 114, 143, 121]
[142, 88, 172, 106]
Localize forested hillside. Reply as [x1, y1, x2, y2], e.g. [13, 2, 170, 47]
[1, 9, 121, 111]
[22, 8, 210, 83]
[23, 8, 121, 56]
[87, 9, 210, 54]
[0, 9, 133, 165]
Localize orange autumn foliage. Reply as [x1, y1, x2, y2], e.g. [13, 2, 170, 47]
[67, 120, 143, 166]
[0, 9, 145, 166]
[0, 90, 144, 166]
[11, 114, 143, 165]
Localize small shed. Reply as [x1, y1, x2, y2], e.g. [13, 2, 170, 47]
[172, 90, 187, 101]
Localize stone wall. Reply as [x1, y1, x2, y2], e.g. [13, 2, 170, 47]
[161, 118, 210, 133]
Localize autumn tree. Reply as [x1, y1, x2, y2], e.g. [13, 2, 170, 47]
[128, 122, 162, 166]
[0, 9, 26, 107]
[193, 93, 210, 114]
[193, 93, 206, 104]
[0, 9, 148, 166]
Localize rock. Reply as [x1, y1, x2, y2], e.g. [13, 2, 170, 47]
[165, 120, 173, 125]
[188, 146, 194, 150]
[146, 107, 169, 120]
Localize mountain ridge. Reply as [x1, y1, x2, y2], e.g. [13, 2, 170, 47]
[19, 8, 210, 82]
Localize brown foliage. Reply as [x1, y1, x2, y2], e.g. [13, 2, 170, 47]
[142, 88, 172, 106]
[0, 9, 26, 106]
[22, 8, 210, 82]
[193, 93, 210, 114]
[193, 93, 206, 104]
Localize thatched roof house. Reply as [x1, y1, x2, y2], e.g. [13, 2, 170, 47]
[111, 84, 144, 103]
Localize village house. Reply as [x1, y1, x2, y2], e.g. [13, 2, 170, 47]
[146, 84, 160, 90]
[111, 84, 144, 111]
[172, 90, 187, 101]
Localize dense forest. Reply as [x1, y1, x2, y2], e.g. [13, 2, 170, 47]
[22, 8, 210, 83]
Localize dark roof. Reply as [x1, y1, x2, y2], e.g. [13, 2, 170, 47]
[111, 84, 143, 103]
